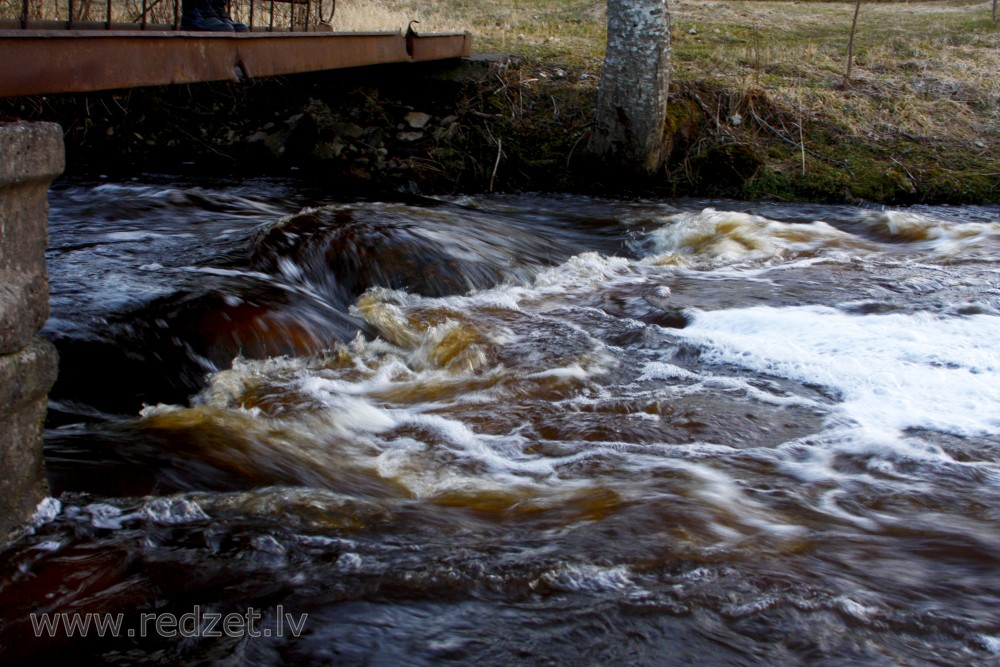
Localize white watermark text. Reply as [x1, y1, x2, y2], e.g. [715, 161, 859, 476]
[29, 605, 307, 639]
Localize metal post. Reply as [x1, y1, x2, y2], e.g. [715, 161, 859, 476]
[21, 0, 28, 29]
[173, 0, 179, 29]
[105, 0, 111, 29]
[318, 0, 334, 23]
[67, 0, 73, 28]
[268, 0, 274, 31]
[141, 0, 147, 28]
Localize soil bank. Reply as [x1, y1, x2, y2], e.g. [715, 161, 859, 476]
[1, 55, 996, 204]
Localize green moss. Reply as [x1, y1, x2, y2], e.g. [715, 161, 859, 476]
[746, 137, 999, 205]
[664, 99, 702, 142]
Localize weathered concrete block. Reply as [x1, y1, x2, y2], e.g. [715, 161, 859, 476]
[0, 122, 63, 354]
[0, 121, 64, 541]
[0, 340, 58, 539]
[0, 122, 65, 193]
[0, 337, 58, 419]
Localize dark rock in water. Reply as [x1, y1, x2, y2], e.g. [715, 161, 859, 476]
[49, 280, 364, 416]
[643, 306, 691, 330]
[251, 203, 566, 300]
[641, 295, 690, 329]
[44, 195, 607, 417]
[255, 211, 477, 297]
[839, 301, 906, 315]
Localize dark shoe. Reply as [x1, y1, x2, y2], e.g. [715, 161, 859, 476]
[181, 3, 235, 31]
[209, 0, 249, 32]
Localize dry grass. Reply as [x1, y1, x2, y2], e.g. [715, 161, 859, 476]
[666, 0, 999, 144]
[360, 0, 998, 143]
[330, 0, 464, 32]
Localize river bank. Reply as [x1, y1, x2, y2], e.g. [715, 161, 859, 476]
[2, 0, 998, 203]
[0, 45, 994, 205]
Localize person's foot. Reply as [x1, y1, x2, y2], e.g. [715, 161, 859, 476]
[209, 0, 250, 32]
[181, 5, 235, 31]
[226, 17, 250, 32]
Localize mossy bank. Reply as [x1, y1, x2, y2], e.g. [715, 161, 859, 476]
[1, 53, 996, 204]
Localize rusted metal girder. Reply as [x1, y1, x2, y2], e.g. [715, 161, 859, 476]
[0, 30, 472, 98]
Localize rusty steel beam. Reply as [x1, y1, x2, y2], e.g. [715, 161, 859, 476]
[409, 31, 471, 63]
[0, 30, 472, 98]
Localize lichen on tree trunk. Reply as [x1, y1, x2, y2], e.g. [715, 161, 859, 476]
[588, 0, 672, 177]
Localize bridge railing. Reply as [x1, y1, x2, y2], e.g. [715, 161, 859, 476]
[0, 0, 335, 31]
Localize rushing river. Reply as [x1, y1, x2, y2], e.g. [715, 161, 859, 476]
[2, 179, 1000, 665]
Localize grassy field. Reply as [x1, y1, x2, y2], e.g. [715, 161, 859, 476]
[337, 0, 999, 201]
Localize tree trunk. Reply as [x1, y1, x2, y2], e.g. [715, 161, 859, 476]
[588, 0, 672, 177]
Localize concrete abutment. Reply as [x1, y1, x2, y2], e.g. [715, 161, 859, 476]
[0, 121, 63, 541]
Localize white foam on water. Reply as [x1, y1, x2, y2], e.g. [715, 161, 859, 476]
[30, 497, 62, 528]
[437, 251, 645, 313]
[635, 208, 1000, 271]
[176, 266, 277, 282]
[722, 594, 783, 618]
[861, 210, 1000, 255]
[171, 337, 603, 498]
[351, 286, 617, 389]
[816, 489, 881, 531]
[297, 378, 399, 433]
[638, 359, 822, 409]
[84, 503, 140, 530]
[142, 497, 210, 526]
[638, 360, 701, 382]
[103, 231, 169, 241]
[649, 456, 809, 538]
[372, 436, 427, 480]
[673, 305, 1000, 441]
[833, 596, 883, 622]
[539, 564, 635, 593]
[527, 363, 593, 381]
[975, 633, 1000, 654]
[393, 412, 561, 478]
[533, 251, 636, 290]
[336, 552, 364, 573]
[154, 225, 1000, 514]
[638, 208, 868, 268]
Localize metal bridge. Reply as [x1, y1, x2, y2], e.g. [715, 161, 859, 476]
[0, 0, 472, 98]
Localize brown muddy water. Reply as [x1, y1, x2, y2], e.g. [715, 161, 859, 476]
[2, 178, 1000, 665]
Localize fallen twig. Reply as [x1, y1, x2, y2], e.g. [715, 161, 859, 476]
[490, 137, 502, 192]
[748, 108, 851, 169]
